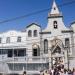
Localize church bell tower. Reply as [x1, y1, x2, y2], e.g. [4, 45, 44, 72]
[43, 0, 67, 35]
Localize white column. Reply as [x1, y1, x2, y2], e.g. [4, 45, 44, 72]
[64, 49, 68, 69]
[48, 50, 52, 69]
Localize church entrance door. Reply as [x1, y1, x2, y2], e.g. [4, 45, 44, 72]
[33, 49, 38, 56]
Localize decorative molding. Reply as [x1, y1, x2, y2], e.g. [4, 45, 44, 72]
[26, 23, 41, 28]
[48, 15, 63, 19]
[32, 44, 39, 49]
[61, 30, 73, 33]
[39, 32, 51, 34]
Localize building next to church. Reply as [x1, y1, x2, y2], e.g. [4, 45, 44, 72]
[0, 0, 75, 74]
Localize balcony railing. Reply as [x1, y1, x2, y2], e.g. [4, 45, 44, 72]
[6, 56, 49, 63]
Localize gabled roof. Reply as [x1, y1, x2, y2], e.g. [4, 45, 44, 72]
[26, 23, 41, 28]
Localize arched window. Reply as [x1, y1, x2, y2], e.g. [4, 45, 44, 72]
[53, 21, 58, 29]
[65, 38, 70, 52]
[65, 38, 70, 47]
[28, 30, 32, 37]
[6, 37, 10, 43]
[32, 44, 40, 56]
[17, 36, 21, 42]
[44, 39, 48, 54]
[34, 30, 37, 37]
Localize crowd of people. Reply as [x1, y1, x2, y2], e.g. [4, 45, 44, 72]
[22, 60, 75, 75]
[40, 59, 75, 75]
[40, 63, 75, 75]
[40, 68, 75, 75]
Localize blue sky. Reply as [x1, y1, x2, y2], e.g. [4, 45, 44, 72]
[0, 0, 75, 32]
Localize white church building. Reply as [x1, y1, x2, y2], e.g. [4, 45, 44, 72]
[0, 0, 75, 74]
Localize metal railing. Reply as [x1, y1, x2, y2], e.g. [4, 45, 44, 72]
[5, 56, 49, 63]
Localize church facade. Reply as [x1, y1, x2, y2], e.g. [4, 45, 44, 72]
[0, 0, 75, 74]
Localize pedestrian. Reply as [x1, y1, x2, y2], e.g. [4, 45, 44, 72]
[23, 71, 26, 75]
[68, 70, 72, 75]
[64, 69, 68, 75]
[72, 68, 75, 75]
[44, 70, 50, 75]
[51, 68, 54, 75]
[60, 70, 64, 75]
[53, 68, 60, 75]
[49, 69, 52, 75]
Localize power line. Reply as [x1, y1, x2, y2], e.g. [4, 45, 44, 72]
[59, 0, 75, 7]
[0, 0, 75, 24]
[0, 8, 49, 24]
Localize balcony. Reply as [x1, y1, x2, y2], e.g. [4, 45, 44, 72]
[6, 56, 49, 63]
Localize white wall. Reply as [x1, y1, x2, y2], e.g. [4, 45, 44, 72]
[0, 30, 27, 45]
[26, 24, 41, 57]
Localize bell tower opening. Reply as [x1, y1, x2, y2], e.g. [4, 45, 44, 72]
[53, 21, 58, 29]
